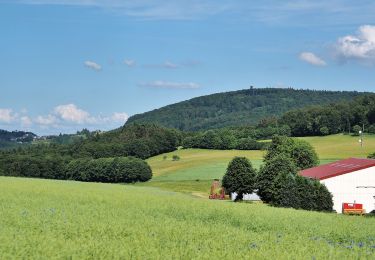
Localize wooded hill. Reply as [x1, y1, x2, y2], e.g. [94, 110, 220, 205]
[127, 88, 370, 131]
[0, 130, 36, 149]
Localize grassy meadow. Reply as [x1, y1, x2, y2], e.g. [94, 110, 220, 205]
[1, 134, 375, 258]
[141, 134, 375, 195]
[1, 177, 375, 259]
[142, 149, 264, 194]
[298, 134, 375, 160]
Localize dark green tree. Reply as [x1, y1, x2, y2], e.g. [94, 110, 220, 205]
[222, 157, 257, 202]
[265, 136, 318, 170]
[257, 154, 297, 203]
[291, 140, 319, 170]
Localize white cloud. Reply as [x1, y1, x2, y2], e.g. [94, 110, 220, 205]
[144, 61, 178, 69]
[335, 25, 375, 63]
[35, 104, 128, 128]
[0, 109, 16, 123]
[124, 59, 136, 67]
[138, 80, 200, 89]
[0, 105, 128, 134]
[111, 112, 129, 123]
[163, 61, 179, 69]
[84, 60, 102, 71]
[144, 60, 199, 69]
[299, 52, 326, 66]
[54, 104, 92, 124]
[35, 115, 57, 126]
[20, 116, 32, 127]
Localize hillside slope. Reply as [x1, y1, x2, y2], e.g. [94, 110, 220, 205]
[127, 88, 370, 131]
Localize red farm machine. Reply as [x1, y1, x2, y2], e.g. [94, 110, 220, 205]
[209, 179, 226, 200]
[342, 203, 365, 215]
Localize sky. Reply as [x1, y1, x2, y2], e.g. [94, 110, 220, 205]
[1, 0, 375, 135]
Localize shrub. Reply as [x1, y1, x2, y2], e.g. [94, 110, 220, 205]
[368, 152, 375, 159]
[352, 125, 362, 136]
[113, 157, 152, 183]
[172, 155, 180, 161]
[368, 125, 375, 134]
[320, 126, 329, 136]
[222, 157, 257, 202]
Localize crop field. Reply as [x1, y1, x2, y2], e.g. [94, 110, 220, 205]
[142, 134, 375, 194]
[1, 177, 375, 259]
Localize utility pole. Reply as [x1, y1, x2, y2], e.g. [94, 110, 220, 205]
[359, 129, 365, 158]
[359, 130, 363, 148]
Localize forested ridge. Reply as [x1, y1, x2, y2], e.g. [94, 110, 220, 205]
[127, 88, 370, 131]
[0, 130, 36, 149]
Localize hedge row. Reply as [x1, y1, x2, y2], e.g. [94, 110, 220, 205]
[0, 156, 68, 180]
[0, 155, 152, 183]
[65, 157, 152, 183]
[183, 132, 268, 150]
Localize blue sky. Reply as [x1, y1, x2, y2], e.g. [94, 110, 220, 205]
[1, 1, 375, 135]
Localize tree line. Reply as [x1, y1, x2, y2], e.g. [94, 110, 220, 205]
[0, 154, 151, 183]
[0, 124, 181, 183]
[280, 95, 375, 136]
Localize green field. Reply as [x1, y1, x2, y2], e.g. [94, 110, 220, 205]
[1, 177, 374, 259]
[140, 149, 263, 194]
[141, 134, 375, 194]
[298, 134, 375, 159]
[1, 134, 375, 258]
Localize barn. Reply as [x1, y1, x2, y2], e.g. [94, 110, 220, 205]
[300, 158, 375, 214]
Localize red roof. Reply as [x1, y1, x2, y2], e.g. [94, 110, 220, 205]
[300, 158, 375, 180]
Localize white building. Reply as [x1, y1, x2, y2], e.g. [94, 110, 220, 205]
[300, 158, 375, 214]
[231, 191, 261, 201]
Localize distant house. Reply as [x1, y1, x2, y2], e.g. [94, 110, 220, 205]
[300, 158, 375, 214]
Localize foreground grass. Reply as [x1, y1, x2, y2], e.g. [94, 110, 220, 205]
[1, 177, 374, 259]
